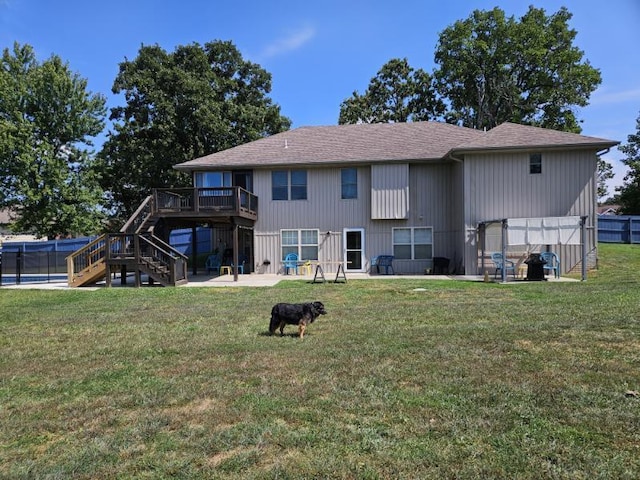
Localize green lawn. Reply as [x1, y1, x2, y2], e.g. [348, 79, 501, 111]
[1, 244, 639, 479]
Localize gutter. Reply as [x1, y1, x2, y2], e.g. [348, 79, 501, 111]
[448, 151, 464, 163]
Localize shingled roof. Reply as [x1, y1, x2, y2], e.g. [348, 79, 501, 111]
[453, 122, 619, 152]
[174, 121, 618, 171]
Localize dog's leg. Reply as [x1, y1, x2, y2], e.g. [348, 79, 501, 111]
[299, 322, 306, 339]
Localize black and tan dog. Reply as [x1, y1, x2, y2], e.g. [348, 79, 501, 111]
[269, 301, 327, 339]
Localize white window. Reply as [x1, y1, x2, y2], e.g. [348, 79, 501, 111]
[281, 229, 319, 260]
[393, 227, 433, 260]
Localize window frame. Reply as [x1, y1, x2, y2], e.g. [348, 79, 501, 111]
[194, 171, 232, 188]
[392, 227, 433, 260]
[280, 229, 319, 261]
[529, 153, 542, 175]
[272, 169, 307, 201]
[341, 167, 358, 200]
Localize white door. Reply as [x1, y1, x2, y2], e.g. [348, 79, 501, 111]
[343, 228, 365, 272]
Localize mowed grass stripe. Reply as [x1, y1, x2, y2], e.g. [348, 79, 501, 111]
[0, 243, 638, 478]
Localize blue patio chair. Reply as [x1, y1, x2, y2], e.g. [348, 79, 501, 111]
[205, 254, 221, 275]
[371, 255, 395, 274]
[491, 252, 516, 279]
[540, 251, 560, 278]
[231, 254, 248, 274]
[283, 253, 299, 275]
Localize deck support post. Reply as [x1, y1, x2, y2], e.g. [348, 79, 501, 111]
[233, 223, 239, 282]
[191, 225, 198, 276]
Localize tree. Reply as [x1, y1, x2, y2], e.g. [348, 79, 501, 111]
[616, 112, 640, 214]
[338, 58, 444, 124]
[0, 43, 106, 239]
[597, 158, 614, 200]
[433, 6, 601, 132]
[97, 40, 291, 222]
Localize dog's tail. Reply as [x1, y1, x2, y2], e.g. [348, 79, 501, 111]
[269, 305, 279, 334]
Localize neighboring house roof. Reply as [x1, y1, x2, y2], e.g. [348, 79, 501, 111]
[174, 121, 619, 171]
[0, 209, 14, 224]
[598, 205, 620, 215]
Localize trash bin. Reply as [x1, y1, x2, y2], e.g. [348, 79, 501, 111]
[432, 257, 450, 274]
[525, 253, 546, 281]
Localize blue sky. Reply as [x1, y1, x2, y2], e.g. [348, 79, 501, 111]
[1, 0, 638, 196]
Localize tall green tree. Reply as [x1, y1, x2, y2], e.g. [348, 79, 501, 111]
[433, 6, 601, 132]
[0, 43, 106, 239]
[338, 58, 444, 124]
[97, 40, 291, 222]
[616, 112, 640, 214]
[597, 158, 614, 200]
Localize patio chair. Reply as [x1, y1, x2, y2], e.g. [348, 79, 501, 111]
[283, 253, 299, 275]
[299, 260, 313, 275]
[371, 255, 394, 274]
[540, 252, 560, 278]
[205, 254, 222, 275]
[491, 252, 516, 279]
[231, 254, 248, 274]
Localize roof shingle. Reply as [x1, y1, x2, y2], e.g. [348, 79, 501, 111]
[174, 121, 618, 171]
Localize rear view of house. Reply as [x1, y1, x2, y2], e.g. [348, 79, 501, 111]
[173, 121, 618, 277]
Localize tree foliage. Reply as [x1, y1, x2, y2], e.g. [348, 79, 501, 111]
[97, 40, 291, 222]
[338, 58, 444, 124]
[616, 112, 640, 214]
[597, 158, 614, 200]
[433, 6, 601, 132]
[0, 43, 106, 238]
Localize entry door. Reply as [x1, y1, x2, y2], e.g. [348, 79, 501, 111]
[344, 228, 365, 272]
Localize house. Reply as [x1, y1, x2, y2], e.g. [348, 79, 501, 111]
[172, 121, 619, 277]
[597, 204, 620, 215]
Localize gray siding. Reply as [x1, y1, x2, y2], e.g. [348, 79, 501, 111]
[463, 150, 598, 274]
[253, 162, 459, 274]
[371, 164, 409, 220]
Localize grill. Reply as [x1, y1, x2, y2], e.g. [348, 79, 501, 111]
[525, 253, 547, 281]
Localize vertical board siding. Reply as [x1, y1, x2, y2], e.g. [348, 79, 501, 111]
[371, 164, 409, 220]
[463, 150, 598, 275]
[253, 162, 460, 274]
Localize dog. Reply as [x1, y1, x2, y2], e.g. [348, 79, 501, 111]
[269, 301, 327, 339]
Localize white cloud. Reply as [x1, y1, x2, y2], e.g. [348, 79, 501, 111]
[590, 87, 640, 106]
[261, 25, 316, 59]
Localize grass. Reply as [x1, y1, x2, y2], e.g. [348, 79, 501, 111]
[1, 243, 639, 479]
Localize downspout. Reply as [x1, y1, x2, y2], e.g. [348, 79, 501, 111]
[501, 219, 508, 283]
[449, 152, 464, 163]
[581, 215, 588, 282]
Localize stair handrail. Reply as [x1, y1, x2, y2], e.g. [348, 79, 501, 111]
[143, 234, 188, 261]
[137, 234, 188, 284]
[120, 195, 155, 234]
[66, 234, 108, 284]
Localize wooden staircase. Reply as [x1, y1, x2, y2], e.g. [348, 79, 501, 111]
[67, 232, 188, 288]
[66, 187, 258, 287]
[67, 196, 188, 287]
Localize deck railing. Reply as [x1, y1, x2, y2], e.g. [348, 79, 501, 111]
[153, 187, 257, 219]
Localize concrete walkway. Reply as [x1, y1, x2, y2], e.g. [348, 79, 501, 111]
[1, 271, 577, 290]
